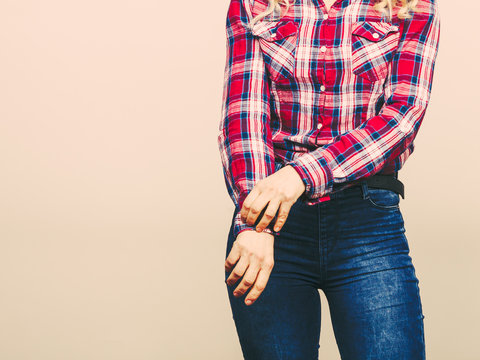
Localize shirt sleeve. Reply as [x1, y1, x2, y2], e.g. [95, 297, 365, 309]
[217, 0, 279, 240]
[286, 0, 441, 200]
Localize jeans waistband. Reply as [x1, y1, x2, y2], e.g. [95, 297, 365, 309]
[330, 171, 404, 200]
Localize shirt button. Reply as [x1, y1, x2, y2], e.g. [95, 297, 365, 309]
[320, 46, 327, 52]
[317, 123, 323, 129]
[320, 85, 326, 91]
[372, 33, 380, 39]
[323, 14, 328, 20]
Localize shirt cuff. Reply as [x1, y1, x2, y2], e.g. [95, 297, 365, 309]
[233, 210, 280, 240]
[285, 151, 334, 200]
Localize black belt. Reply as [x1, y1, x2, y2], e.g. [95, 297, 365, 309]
[335, 172, 405, 199]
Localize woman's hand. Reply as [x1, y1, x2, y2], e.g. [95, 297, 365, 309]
[225, 230, 274, 306]
[240, 164, 306, 233]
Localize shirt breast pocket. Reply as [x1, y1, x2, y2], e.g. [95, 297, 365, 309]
[250, 19, 299, 85]
[351, 21, 400, 83]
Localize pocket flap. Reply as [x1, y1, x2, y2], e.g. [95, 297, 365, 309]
[352, 21, 399, 42]
[250, 20, 298, 42]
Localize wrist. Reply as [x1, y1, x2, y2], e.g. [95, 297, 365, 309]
[285, 164, 309, 195]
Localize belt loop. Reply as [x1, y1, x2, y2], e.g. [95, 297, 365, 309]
[360, 180, 369, 200]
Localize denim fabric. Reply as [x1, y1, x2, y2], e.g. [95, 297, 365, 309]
[224, 181, 425, 360]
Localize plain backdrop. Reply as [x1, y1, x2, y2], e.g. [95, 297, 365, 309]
[0, 0, 478, 359]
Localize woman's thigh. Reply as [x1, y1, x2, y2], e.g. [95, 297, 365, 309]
[323, 185, 426, 360]
[224, 201, 323, 360]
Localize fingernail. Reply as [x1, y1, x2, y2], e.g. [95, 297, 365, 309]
[246, 299, 252, 305]
[274, 226, 280, 231]
[233, 291, 239, 297]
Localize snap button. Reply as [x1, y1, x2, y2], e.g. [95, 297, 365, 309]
[320, 85, 326, 91]
[317, 123, 323, 129]
[320, 46, 327, 52]
[372, 32, 380, 39]
[323, 14, 328, 20]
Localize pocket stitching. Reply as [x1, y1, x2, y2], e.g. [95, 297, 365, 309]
[351, 21, 399, 41]
[366, 188, 400, 210]
[251, 20, 299, 83]
[251, 20, 298, 42]
[351, 21, 400, 82]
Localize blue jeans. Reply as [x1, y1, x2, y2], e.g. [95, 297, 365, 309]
[224, 181, 425, 360]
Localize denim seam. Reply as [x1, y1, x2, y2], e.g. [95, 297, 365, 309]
[318, 203, 328, 285]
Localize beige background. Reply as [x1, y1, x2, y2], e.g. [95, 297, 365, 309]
[0, 0, 478, 359]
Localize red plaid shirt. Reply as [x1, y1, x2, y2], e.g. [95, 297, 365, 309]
[217, 0, 441, 239]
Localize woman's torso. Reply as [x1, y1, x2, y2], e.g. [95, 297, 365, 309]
[249, 0, 407, 173]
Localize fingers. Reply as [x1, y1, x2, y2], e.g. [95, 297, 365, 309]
[254, 198, 281, 232]
[232, 261, 260, 298]
[244, 260, 274, 305]
[224, 243, 241, 273]
[240, 187, 261, 222]
[241, 192, 271, 229]
[225, 251, 274, 305]
[272, 201, 293, 232]
[225, 254, 249, 287]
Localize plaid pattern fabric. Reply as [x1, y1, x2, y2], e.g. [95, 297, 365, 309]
[217, 0, 441, 240]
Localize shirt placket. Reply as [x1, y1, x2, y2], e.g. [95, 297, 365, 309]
[314, 0, 343, 146]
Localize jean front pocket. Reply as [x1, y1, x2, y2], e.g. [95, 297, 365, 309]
[351, 21, 400, 83]
[366, 187, 400, 210]
[250, 19, 299, 84]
